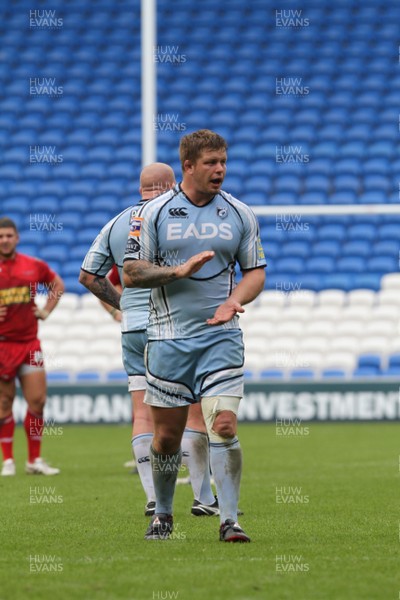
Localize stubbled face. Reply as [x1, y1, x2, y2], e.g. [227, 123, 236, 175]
[0, 228, 19, 259]
[184, 148, 227, 197]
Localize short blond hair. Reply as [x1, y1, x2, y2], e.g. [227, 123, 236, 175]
[179, 129, 227, 170]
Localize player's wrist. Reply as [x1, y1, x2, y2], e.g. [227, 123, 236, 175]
[41, 309, 50, 320]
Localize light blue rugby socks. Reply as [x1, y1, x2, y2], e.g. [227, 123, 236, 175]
[150, 445, 182, 515]
[132, 433, 155, 503]
[181, 428, 215, 505]
[209, 438, 242, 522]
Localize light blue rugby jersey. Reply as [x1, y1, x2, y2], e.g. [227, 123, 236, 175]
[81, 199, 150, 332]
[123, 184, 266, 340]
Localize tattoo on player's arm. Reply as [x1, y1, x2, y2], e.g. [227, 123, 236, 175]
[91, 276, 121, 310]
[123, 260, 178, 288]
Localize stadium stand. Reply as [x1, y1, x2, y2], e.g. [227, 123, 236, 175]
[1, 0, 399, 381]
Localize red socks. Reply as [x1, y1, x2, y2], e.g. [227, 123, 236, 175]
[24, 409, 44, 463]
[0, 414, 15, 461]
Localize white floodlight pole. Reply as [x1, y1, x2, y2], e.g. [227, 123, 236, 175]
[141, 0, 156, 167]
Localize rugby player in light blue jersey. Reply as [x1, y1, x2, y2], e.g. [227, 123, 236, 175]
[79, 163, 218, 517]
[123, 130, 266, 542]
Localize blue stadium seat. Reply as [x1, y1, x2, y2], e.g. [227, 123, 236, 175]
[334, 175, 360, 192]
[57, 212, 85, 229]
[321, 369, 346, 378]
[353, 366, 380, 377]
[61, 198, 90, 212]
[224, 176, 245, 197]
[30, 197, 61, 213]
[362, 158, 389, 175]
[305, 175, 330, 192]
[359, 191, 387, 204]
[61, 261, 86, 278]
[243, 370, 255, 379]
[107, 370, 127, 382]
[16, 230, 47, 246]
[290, 370, 315, 379]
[341, 142, 365, 158]
[259, 225, 286, 243]
[63, 277, 86, 294]
[2, 198, 31, 213]
[295, 274, 324, 292]
[378, 224, 400, 239]
[334, 159, 362, 175]
[17, 244, 40, 256]
[281, 242, 310, 258]
[373, 241, 400, 255]
[357, 355, 381, 370]
[309, 157, 333, 176]
[317, 224, 346, 241]
[336, 256, 365, 273]
[47, 372, 72, 383]
[341, 241, 370, 256]
[82, 212, 112, 228]
[306, 256, 335, 273]
[91, 196, 121, 212]
[382, 367, 400, 377]
[70, 245, 90, 261]
[364, 174, 390, 191]
[269, 193, 298, 205]
[260, 370, 284, 379]
[77, 229, 101, 244]
[312, 241, 341, 257]
[275, 258, 304, 274]
[353, 274, 382, 290]
[299, 192, 326, 204]
[388, 355, 400, 369]
[347, 224, 376, 240]
[263, 242, 279, 258]
[76, 372, 102, 382]
[40, 245, 69, 263]
[323, 274, 353, 291]
[274, 176, 302, 193]
[328, 191, 357, 204]
[367, 256, 398, 272]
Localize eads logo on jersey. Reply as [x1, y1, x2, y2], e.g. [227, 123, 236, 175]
[167, 222, 233, 240]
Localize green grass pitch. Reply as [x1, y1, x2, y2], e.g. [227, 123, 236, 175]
[0, 422, 397, 600]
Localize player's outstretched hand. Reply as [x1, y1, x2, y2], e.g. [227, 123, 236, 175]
[206, 300, 245, 326]
[0, 305, 7, 322]
[176, 251, 215, 279]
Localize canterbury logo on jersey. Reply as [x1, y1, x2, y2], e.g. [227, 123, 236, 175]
[167, 222, 233, 240]
[168, 207, 188, 218]
[0, 286, 30, 305]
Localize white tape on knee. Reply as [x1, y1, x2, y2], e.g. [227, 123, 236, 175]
[201, 395, 241, 444]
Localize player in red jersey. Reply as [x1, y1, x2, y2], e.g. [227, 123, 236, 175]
[0, 217, 65, 476]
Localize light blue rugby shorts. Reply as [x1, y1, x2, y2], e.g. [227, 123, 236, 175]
[121, 330, 147, 391]
[144, 329, 244, 407]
